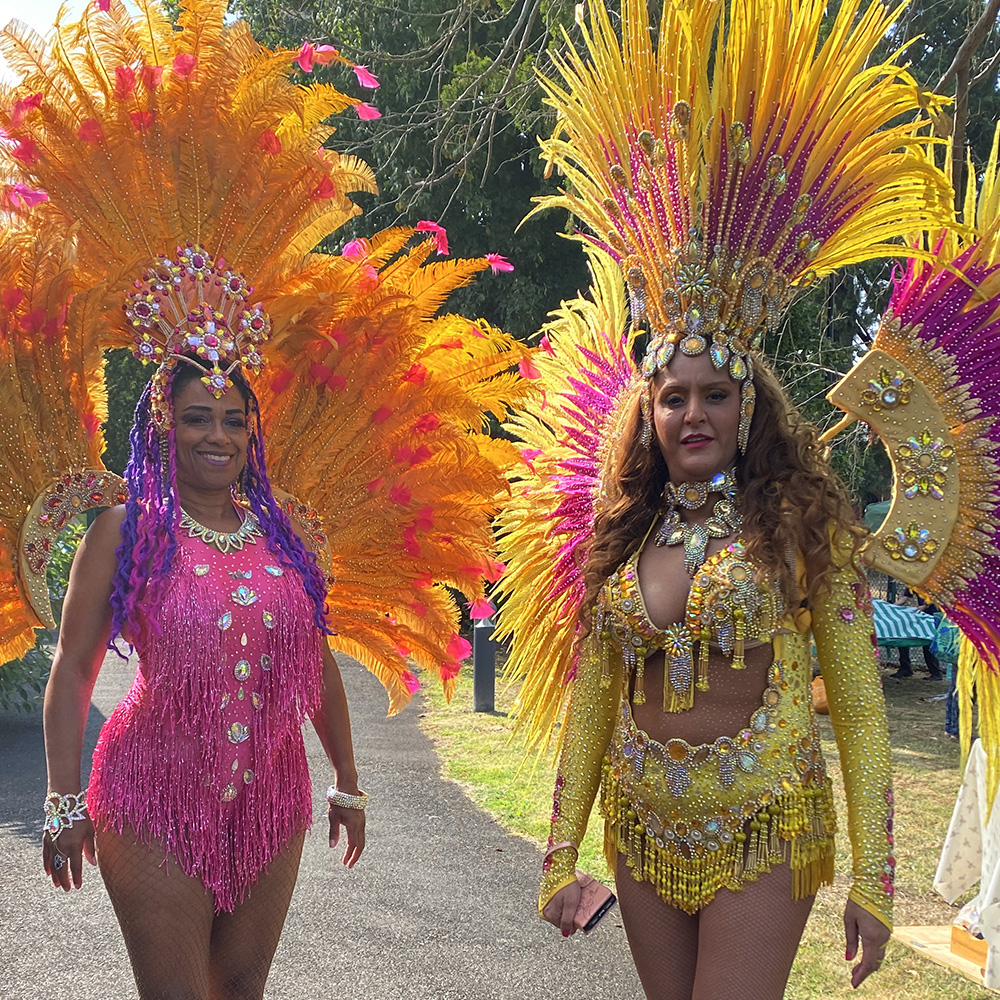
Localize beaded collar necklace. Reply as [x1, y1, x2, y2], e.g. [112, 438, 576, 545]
[179, 506, 261, 554]
[654, 469, 741, 575]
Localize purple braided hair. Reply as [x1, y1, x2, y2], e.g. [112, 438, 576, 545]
[108, 361, 329, 649]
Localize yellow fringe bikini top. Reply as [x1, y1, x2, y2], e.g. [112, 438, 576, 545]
[594, 536, 787, 712]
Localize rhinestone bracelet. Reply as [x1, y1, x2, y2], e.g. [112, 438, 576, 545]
[43, 790, 89, 843]
[326, 786, 369, 811]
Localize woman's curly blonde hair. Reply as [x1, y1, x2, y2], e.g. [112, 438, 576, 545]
[580, 356, 865, 623]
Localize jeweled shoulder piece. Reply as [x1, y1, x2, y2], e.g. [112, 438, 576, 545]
[823, 129, 1000, 691]
[821, 132, 1000, 808]
[19, 471, 127, 628]
[180, 507, 261, 554]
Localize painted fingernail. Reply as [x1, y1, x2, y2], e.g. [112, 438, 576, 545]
[562, 929, 570, 938]
[845, 950, 854, 961]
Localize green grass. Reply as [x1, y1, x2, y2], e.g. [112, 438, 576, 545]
[419, 665, 992, 999]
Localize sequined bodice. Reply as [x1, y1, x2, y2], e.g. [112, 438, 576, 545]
[596, 532, 786, 711]
[132, 528, 323, 806]
[89, 522, 325, 911]
[603, 539, 783, 649]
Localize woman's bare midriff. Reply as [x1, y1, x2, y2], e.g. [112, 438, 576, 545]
[630, 644, 775, 745]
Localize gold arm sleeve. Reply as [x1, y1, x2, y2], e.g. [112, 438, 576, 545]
[810, 540, 895, 930]
[539, 630, 621, 915]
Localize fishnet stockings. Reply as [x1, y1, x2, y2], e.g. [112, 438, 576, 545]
[95, 824, 304, 1000]
[615, 853, 813, 1000]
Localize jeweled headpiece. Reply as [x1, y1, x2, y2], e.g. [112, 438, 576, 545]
[125, 244, 270, 432]
[531, 0, 950, 454]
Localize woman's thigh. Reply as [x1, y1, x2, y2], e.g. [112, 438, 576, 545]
[614, 855, 814, 1000]
[614, 853, 699, 1000]
[208, 829, 306, 1000]
[693, 863, 814, 1000]
[95, 824, 216, 1000]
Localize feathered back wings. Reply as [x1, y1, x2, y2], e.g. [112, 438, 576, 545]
[258, 228, 533, 713]
[495, 250, 636, 750]
[0, 0, 531, 713]
[0, 219, 123, 661]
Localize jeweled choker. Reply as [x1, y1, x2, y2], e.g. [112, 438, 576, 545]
[654, 470, 741, 575]
[180, 506, 261, 554]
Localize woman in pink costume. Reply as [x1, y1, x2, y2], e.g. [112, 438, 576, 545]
[40, 357, 365, 999]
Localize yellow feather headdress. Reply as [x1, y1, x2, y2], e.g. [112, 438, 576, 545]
[498, 0, 955, 750]
[530, 0, 950, 437]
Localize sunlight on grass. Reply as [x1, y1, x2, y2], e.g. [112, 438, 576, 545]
[419, 666, 992, 998]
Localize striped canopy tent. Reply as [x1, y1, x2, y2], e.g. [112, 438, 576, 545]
[871, 598, 939, 648]
[864, 500, 891, 533]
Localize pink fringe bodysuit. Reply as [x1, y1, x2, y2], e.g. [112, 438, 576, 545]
[88, 526, 325, 911]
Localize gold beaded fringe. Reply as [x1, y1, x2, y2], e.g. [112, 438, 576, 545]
[601, 772, 836, 913]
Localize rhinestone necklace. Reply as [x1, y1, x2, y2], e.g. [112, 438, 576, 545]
[654, 469, 741, 575]
[179, 506, 261, 554]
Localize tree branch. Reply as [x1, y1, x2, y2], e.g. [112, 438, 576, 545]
[936, 0, 1000, 90]
[972, 46, 1000, 86]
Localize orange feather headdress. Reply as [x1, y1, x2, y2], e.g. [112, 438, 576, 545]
[0, 0, 534, 712]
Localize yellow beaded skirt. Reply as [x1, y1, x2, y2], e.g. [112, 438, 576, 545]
[600, 656, 837, 913]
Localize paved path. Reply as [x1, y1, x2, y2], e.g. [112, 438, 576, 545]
[0, 652, 642, 999]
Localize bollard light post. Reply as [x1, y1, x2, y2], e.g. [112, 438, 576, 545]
[473, 607, 496, 713]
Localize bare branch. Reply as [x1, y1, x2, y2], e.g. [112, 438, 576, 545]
[972, 46, 1000, 86]
[936, 0, 1000, 90]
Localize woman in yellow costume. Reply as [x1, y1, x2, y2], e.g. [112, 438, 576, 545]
[0, 1, 529, 996]
[495, 0, 958, 995]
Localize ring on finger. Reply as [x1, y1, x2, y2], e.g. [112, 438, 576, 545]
[52, 853, 64, 870]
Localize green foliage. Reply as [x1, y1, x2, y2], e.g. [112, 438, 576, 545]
[771, 263, 895, 509]
[235, 0, 591, 339]
[0, 521, 86, 713]
[884, 1, 1000, 164]
[103, 349, 150, 476]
